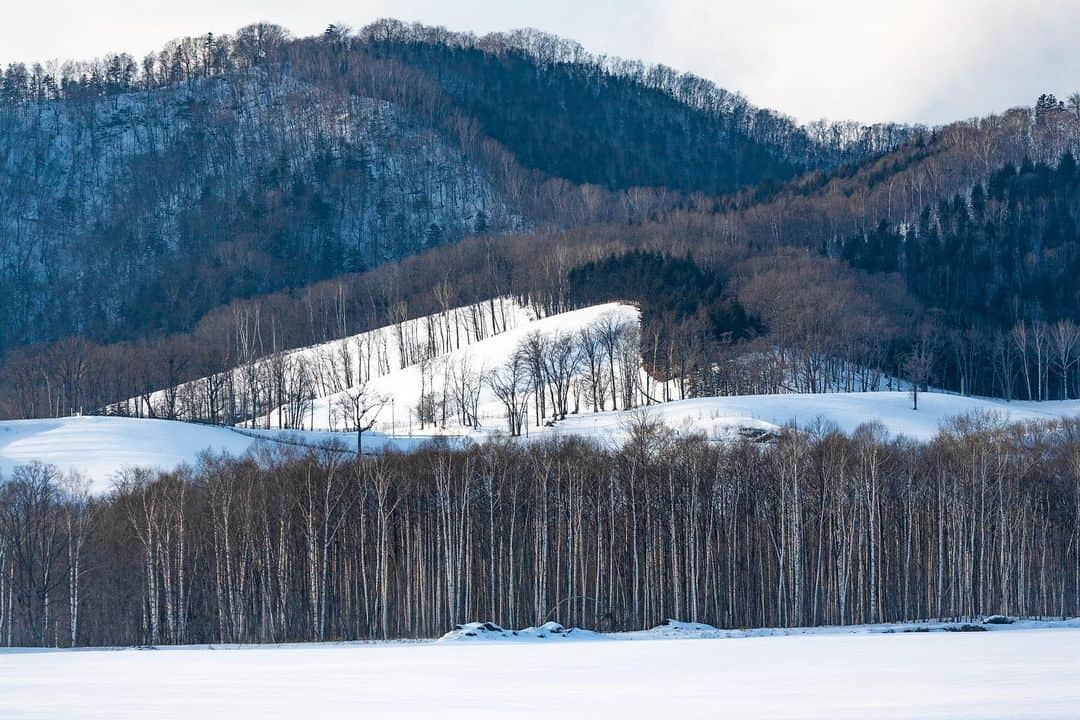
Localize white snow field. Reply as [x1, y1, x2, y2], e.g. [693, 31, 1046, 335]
[0, 417, 253, 491]
[1, 619, 1078, 719]
[548, 390, 1080, 446]
[0, 416, 445, 493]
[3, 391, 1080, 493]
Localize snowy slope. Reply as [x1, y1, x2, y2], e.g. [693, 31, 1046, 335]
[2, 619, 1078, 719]
[117, 297, 542, 422]
[278, 302, 641, 433]
[0, 417, 454, 493]
[0, 417, 254, 491]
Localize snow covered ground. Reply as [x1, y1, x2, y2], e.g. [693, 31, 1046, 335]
[0, 417, 255, 491]
[548, 390, 1080, 445]
[0, 417, 457, 493]
[2, 619, 1078, 718]
[3, 391, 1080, 493]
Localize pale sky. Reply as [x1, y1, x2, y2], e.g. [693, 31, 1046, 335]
[2, 0, 1077, 125]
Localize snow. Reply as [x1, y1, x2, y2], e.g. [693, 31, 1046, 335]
[438, 621, 601, 642]
[0, 417, 254, 492]
[548, 391, 1080, 445]
[263, 301, 641, 434]
[120, 297, 542, 423]
[0, 417, 459, 493]
[2, 619, 1078, 718]
[5, 390, 1080, 494]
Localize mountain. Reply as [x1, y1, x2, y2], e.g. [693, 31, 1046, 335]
[1, 22, 1079, 422]
[0, 20, 911, 351]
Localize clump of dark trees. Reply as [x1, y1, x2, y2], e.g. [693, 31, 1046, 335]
[1, 416, 1078, 647]
[840, 152, 1080, 399]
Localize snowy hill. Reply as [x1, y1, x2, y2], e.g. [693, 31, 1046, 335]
[265, 301, 642, 434]
[116, 298, 645, 434]
[547, 391, 1080, 445]
[0, 417, 449, 493]
[116, 297, 543, 424]
[0, 417, 255, 491]
[4, 298, 1076, 489]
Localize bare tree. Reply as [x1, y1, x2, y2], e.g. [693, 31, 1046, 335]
[335, 382, 388, 454]
[1051, 320, 1079, 400]
[904, 342, 934, 411]
[486, 351, 532, 436]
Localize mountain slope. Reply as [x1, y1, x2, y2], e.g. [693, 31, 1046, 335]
[0, 66, 519, 347]
[0, 20, 912, 351]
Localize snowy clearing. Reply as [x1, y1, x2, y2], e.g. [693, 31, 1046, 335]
[2, 619, 1078, 719]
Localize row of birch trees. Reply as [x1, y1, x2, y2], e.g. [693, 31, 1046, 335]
[1, 414, 1078, 647]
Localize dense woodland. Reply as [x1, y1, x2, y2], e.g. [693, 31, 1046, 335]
[1, 418, 1078, 646]
[838, 153, 1080, 398]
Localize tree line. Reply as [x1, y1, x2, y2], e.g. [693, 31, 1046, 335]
[0, 416, 1077, 647]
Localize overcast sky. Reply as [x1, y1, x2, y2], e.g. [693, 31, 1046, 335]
[3, 0, 1077, 125]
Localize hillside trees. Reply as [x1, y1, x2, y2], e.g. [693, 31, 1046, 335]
[838, 154, 1080, 399]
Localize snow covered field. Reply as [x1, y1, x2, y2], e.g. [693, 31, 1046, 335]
[0, 417, 448, 493]
[0, 417, 255, 491]
[549, 391, 1080, 445]
[2, 619, 1078, 719]
[3, 391, 1080, 492]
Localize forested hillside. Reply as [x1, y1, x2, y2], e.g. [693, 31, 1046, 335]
[0, 22, 1078, 420]
[0, 20, 906, 352]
